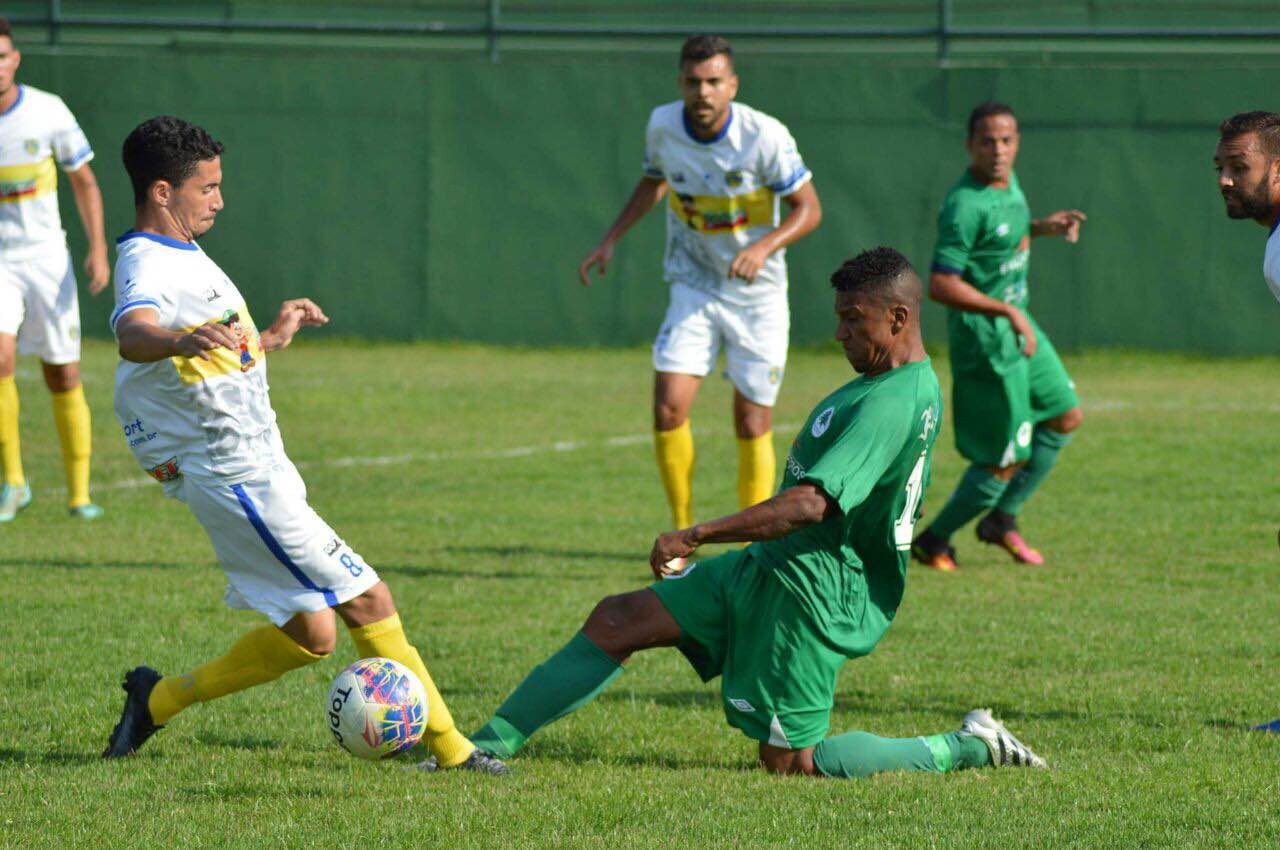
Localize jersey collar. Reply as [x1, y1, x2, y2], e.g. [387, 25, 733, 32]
[682, 104, 734, 145]
[1271, 210, 1280, 236]
[116, 229, 200, 251]
[0, 85, 24, 118]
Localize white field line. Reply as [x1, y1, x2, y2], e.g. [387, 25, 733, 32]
[41, 422, 805, 496]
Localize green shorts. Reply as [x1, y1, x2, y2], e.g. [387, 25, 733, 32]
[650, 549, 846, 750]
[947, 310, 1078, 467]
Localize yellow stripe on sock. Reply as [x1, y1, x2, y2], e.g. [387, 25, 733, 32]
[737, 432, 775, 510]
[51, 385, 91, 508]
[349, 613, 475, 767]
[654, 420, 694, 528]
[0, 376, 23, 487]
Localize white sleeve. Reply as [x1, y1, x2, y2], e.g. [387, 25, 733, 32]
[110, 271, 176, 336]
[760, 119, 811, 195]
[641, 110, 665, 179]
[49, 97, 94, 172]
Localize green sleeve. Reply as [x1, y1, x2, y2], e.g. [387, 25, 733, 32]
[931, 195, 980, 275]
[801, 397, 911, 515]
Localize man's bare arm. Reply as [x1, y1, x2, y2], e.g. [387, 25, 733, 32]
[928, 271, 1037, 357]
[728, 181, 823, 281]
[116, 309, 239, 364]
[65, 163, 110, 295]
[649, 482, 837, 577]
[578, 176, 668, 286]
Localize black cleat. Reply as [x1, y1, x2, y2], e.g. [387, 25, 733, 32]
[406, 747, 511, 776]
[102, 666, 164, 758]
[911, 529, 959, 572]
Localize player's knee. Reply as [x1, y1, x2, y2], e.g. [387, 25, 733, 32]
[757, 744, 819, 776]
[42, 362, 80, 393]
[583, 593, 642, 654]
[295, 631, 336, 657]
[1049, 406, 1083, 434]
[653, 401, 686, 431]
[990, 463, 1023, 481]
[734, 407, 772, 439]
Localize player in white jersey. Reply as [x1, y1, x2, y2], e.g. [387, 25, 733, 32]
[0, 19, 109, 521]
[1214, 110, 1280, 734]
[578, 35, 821, 563]
[102, 116, 507, 774]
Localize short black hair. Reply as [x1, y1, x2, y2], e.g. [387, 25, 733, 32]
[1219, 111, 1280, 161]
[968, 101, 1016, 138]
[0, 18, 12, 42]
[122, 116, 224, 205]
[680, 34, 732, 68]
[830, 247, 920, 304]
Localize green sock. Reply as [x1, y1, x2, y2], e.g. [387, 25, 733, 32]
[995, 427, 1073, 516]
[925, 465, 1009, 540]
[471, 631, 622, 758]
[812, 730, 992, 779]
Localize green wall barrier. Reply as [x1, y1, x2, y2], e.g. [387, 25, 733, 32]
[16, 46, 1280, 353]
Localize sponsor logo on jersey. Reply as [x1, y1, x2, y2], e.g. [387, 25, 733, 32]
[811, 406, 835, 437]
[919, 403, 938, 442]
[728, 698, 755, 713]
[171, 304, 265, 384]
[1016, 421, 1033, 447]
[669, 186, 774, 234]
[0, 158, 56, 204]
[724, 168, 744, 188]
[148, 456, 182, 482]
[996, 222, 1010, 237]
[785, 452, 806, 480]
[323, 537, 345, 557]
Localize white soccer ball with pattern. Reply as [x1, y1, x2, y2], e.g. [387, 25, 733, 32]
[325, 657, 428, 760]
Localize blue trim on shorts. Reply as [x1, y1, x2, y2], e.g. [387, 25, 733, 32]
[231, 483, 339, 607]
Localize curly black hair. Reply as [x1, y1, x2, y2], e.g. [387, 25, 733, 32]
[1219, 111, 1280, 161]
[122, 116, 224, 205]
[830, 247, 919, 303]
[680, 34, 732, 68]
[967, 101, 1016, 138]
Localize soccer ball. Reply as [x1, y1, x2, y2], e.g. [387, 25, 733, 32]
[326, 657, 428, 760]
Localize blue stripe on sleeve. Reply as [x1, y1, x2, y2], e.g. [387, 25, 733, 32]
[109, 298, 161, 330]
[59, 146, 94, 170]
[232, 484, 339, 608]
[769, 167, 811, 194]
[930, 262, 966, 275]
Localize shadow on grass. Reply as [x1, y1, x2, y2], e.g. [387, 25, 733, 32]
[193, 732, 285, 751]
[0, 557, 188, 570]
[380, 546, 642, 581]
[597, 688, 719, 709]
[526, 737, 744, 772]
[0, 748, 101, 766]
[444, 544, 641, 566]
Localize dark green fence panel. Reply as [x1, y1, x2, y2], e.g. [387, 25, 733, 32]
[16, 46, 1280, 352]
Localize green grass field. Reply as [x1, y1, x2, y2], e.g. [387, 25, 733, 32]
[2, 338, 1279, 848]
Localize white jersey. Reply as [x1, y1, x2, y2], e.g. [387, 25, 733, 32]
[1265, 220, 1280, 304]
[642, 101, 811, 307]
[110, 231, 279, 485]
[0, 84, 93, 260]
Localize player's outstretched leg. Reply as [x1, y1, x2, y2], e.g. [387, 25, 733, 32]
[912, 465, 1012, 570]
[766, 708, 1044, 778]
[337, 582, 507, 774]
[103, 622, 326, 758]
[0, 368, 31, 523]
[471, 588, 679, 759]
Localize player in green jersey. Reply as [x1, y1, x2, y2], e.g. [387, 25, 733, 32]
[467, 247, 1045, 778]
[912, 101, 1086, 571]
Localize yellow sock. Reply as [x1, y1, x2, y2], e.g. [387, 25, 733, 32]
[148, 625, 324, 725]
[51, 385, 91, 507]
[654, 420, 694, 528]
[737, 432, 775, 510]
[349, 613, 475, 768]
[0, 376, 23, 487]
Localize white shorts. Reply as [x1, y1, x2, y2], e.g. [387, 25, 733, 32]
[652, 283, 789, 406]
[0, 248, 81, 365]
[173, 458, 380, 626]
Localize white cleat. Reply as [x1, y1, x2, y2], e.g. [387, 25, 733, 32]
[958, 708, 1047, 769]
[0, 482, 32, 523]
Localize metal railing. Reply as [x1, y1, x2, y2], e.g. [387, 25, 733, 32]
[11, 0, 1280, 63]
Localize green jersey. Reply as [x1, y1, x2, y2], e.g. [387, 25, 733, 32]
[932, 169, 1032, 307]
[751, 358, 942, 659]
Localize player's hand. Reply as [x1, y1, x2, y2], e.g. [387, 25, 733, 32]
[1038, 210, 1087, 243]
[729, 242, 771, 282]
[177, 321, 239, 361]
[1006, 306, 1038, 358]
[578, 241, 615, 286]
[85, 248, 110, 296]
[649, 528, 699, 579]
[265, 298, 329, 351]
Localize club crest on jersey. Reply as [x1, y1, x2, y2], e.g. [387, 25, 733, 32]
[996, 222, 1011, 237]
[725, 169, 744, 188]
[812, 406, 835, 437]
[23, 139, 39, 155]
[148, 457, 181, 482]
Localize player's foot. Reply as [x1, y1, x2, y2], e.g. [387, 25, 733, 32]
[911, 529, 958, 572]
[1251, 718, 1280, 732]
[976, 511, 1044, 565]
[68, 503, 104, 520]
[958, 708, 1046, 768]
[406, 748, 511, 775]
[103, 666, 165, 758]
[0, 482, 32, 522]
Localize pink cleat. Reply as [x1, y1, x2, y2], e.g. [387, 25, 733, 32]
[976, 512, 1045, 565]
